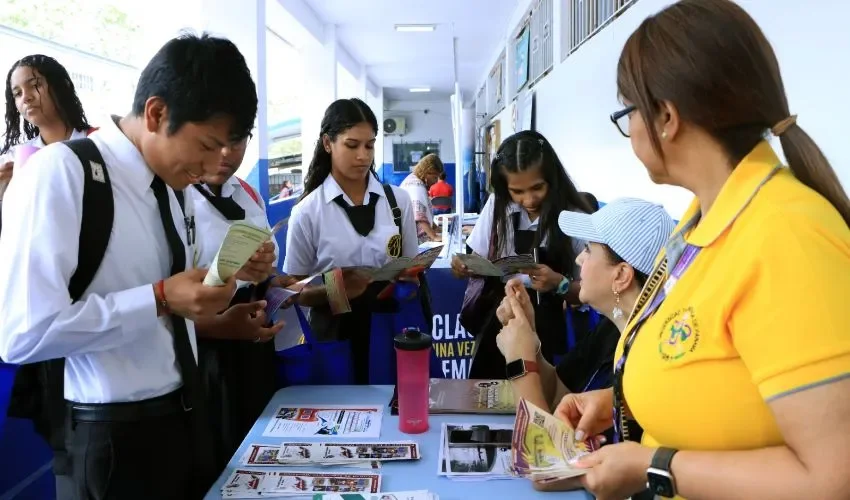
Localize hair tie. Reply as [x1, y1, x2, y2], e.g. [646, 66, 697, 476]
[771, 115, 797, 136]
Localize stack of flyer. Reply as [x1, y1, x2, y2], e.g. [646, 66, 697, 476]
[276, 441, 420, 468]
[437, 423, 515, 481]
[509, 399, 598, 482]
[312, 491, 438, 500]
[221, 470, 381, 498]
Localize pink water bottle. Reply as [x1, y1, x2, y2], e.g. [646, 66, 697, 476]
[394, 327, 432, 434]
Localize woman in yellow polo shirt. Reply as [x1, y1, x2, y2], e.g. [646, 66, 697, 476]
[542, 1, 850, 499]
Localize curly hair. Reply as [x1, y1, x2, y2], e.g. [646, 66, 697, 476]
[413, 153, 443, 180]
[2, 54, 90, 155]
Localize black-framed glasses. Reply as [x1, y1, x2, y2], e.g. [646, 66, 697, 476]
[610, 105, 636, 138]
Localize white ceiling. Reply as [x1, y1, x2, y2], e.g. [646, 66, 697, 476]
[300, 0, 518, 103]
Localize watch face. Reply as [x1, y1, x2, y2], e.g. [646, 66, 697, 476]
[505, 360, 526, 380]
[648, 471, 675, 498]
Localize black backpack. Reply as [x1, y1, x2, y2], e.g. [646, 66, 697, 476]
[5, 138, 113, 474]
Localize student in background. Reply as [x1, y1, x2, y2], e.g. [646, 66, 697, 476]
[495, 198, 674, 422]
[429, 171, 454, 215]
[284, 98, 418, 384]
[452, 130, 593, 379]
[0, 33, 269, 499]
[191, 133, 287, 469]
[0, 55, 96, 210]
[400, 152, 443, 243]
[545, 1, 850, 498]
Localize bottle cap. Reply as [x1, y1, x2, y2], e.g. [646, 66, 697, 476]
[393, 327, 432, 351]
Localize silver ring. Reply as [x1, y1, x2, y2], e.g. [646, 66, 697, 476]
[253, 336, 262, 343]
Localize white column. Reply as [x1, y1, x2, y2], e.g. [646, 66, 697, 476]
[301, 24, 338, 164]
[197, 0, 269, 199]
[356, 63, 368, 100]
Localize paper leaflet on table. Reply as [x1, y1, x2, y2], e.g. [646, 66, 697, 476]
[454, 253, 537, 278]
[262, 405, 383, 439]
[221, 469, 380, 498]
[312, 491, 438, 500]
[240, 444, 380, 469]
[437, 423, 515, 481]
[203, 219, 286, 287]
[277, 441, 419, 467]
[510, 399, 597, 482]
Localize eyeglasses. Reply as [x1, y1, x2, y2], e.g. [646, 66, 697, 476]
[610, 105, 636, 138]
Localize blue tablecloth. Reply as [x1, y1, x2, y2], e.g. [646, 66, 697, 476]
[204, 385, 593, 499]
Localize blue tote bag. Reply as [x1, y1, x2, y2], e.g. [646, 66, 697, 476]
[276, 305, 355, 387]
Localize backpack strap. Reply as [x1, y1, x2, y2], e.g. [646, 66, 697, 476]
[7, 138, 113, 475]
[381, 183, 434, 323]
[237, 178, 261, 207]
[382, 183, 403, 244]
[66, 138, 113, 301]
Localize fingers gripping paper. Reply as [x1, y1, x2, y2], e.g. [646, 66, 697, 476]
[203, 220, 285, 287]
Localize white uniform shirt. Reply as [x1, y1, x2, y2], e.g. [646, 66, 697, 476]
[0, 116, 199, 404]
[190, 177, 279, 273]
[27, 128, 90, 149]
[283, 174, 418, 276]
[467, 194, 584, 269]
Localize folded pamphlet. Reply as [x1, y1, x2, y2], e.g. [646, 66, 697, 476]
[348, 245, 444, 282]
[204, 219, 286, 287]
[389, 379, 517, 415]
[454, 253, 537, 277]
[510, 399, 597, 482]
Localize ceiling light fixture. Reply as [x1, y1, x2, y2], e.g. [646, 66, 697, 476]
[395, 24, 436, 32]
[409, 87, 431, 93]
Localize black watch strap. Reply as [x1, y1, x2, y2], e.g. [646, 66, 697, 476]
[651, 447, 678, 471]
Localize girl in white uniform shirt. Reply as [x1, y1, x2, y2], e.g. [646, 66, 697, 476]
[0, 55, 97, 191]
[190, 134, 287, 469]
[451, 130, 593, 379]
[284, 98, 418, 385]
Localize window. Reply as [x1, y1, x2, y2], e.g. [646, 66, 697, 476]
[392, 142, 441, 174]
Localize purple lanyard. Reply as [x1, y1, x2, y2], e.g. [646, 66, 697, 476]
[611, 241, 701, 443]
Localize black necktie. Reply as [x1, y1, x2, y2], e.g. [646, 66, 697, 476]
[193, 184, 245, 221]
[332, 192, 379, 236]
[150, 177, 216, 487]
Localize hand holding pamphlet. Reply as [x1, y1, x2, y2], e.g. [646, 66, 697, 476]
[510, 399, 597, 482]
[350, 245, 444, 282]
[204, 219, 286, 287]
[453, 253, 537, 278]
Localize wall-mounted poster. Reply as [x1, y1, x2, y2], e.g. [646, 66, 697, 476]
[515, 24, 531, 91]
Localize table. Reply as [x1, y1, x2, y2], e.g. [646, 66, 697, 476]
[205, 385, 593, 499]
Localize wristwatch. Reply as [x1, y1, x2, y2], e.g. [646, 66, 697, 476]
[555, 276, 571, 296]
[505, 359, 539, 380]
[647, 447, 679, 498]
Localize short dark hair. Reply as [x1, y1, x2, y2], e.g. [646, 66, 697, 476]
[2, 54, 91, 155]
[439, 171, 446, 181]
[132, 32, 257, 142]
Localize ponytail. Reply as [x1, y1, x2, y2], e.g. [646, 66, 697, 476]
[780, 125, 850, 227]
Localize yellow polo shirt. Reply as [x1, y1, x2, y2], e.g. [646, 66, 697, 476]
[618, 141, 850, 455]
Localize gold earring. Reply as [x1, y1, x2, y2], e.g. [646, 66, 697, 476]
[661, 131, 668, 140]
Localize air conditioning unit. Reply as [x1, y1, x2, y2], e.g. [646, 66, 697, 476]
[383, 117, 407, 135]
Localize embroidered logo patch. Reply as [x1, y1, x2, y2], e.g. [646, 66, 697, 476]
[658, 306, 700, 361]
[386, 234, 402, 258]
